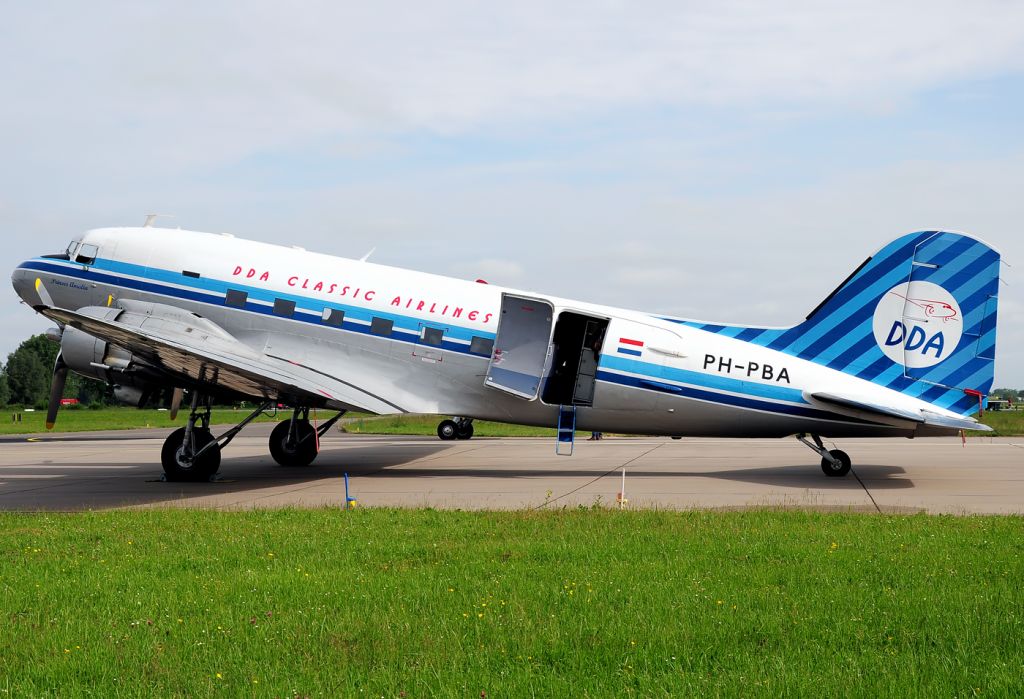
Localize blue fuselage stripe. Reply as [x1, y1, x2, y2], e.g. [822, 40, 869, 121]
[23, 257, 867, 424]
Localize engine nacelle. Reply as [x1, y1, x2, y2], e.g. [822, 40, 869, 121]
[59, 306, 155, 406]
[60, 312, 134, 383]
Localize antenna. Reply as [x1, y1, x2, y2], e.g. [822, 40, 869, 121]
[143, 213, 174, 228]
[359, 247, 376, 262]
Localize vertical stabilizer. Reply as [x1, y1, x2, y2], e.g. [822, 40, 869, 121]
[684, 231, 1000, 415]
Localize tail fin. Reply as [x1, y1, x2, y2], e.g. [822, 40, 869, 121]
[689, 231, 1001, 415]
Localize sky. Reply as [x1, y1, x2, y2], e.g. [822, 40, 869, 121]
[1, 1, 1022, 387]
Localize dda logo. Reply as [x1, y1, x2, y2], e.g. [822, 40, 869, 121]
[872, 281, 962, 368]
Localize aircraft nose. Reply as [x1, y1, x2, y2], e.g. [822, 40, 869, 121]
[11, 264, 42, 307]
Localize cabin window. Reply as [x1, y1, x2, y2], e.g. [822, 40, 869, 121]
[273, 298, 296, 317]
[420, 326, 443, 346]
[75, 243, 98, 265]
[370, 317, 393, 336]
[322, 308, 345, 327]
[225, 289, 248, 308]
[469, 336, 494, 356]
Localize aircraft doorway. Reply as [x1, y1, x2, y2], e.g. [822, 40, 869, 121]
[541, 312, 608, 407]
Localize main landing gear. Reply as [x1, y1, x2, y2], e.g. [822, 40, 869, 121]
[160, 396, 347, 481]
[797, 433, 852, 477]
[437, 417, 474, 441]
[268, 407, 346, 466]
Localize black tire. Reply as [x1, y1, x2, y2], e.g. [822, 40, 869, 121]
[161, 427, 221, 482]
[437, 419, 458, 441]
[821, 449, 852, 477]
[455, 422, 474, 440]
[269, 420, 319, 466]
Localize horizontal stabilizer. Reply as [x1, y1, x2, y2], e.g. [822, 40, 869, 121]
[919, 410, 992, 432]
[809, 391, 924, 423]
[809, 391, 991, 432]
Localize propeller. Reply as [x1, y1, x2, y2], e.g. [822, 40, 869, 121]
[169, 387, 184, 421]
[46, 352, 69, 430]
[34, 277, 54, 307]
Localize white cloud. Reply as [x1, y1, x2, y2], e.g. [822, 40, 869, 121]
[3, 1, 1024, 171]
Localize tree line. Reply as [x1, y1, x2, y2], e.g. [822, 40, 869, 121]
[1, 334, 112, 409]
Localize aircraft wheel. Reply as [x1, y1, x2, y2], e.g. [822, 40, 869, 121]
[437, 420, 458, 441]
[455, 422, 474, 440]
[269, 420, 319, 466]
[821, 449, 851, 477]
[161, 427, 221, 482]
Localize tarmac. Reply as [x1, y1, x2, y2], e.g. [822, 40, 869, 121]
[0, 425, 1021, 514]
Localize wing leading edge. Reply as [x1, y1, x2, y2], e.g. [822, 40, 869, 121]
[38, 304, 406, 415]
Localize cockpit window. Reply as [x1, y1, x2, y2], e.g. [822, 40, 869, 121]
[43, 240, 80, 260]
[75, 243, 98, 265]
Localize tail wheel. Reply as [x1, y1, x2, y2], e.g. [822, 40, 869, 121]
[269, 420, 319, 466]
[437, 420, 458, 441]
[161, 427, 221, 482]
[821, 449, 852, 477]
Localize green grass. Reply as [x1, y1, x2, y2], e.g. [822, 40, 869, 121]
[978, 409, 1024, 436]
[343, 414, 566, 437]
[2, 405, 1020, 438]
[1, 509, 1022, 696]
[0, 407, 280, 435]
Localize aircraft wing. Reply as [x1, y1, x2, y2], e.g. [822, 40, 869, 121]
[38, 304, 406, 415]
[808, 391, 992, 432]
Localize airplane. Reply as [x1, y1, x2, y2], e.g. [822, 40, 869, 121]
[10, 224, 1000, 482]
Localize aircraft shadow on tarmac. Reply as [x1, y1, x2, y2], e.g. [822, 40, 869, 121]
[0, 444, 449, 511]
[0, 443, 913, 512]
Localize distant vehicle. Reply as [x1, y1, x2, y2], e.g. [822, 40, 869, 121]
[58, 398, 79, 406]
[12, 226, 1000, 481]
[987, 400, 1009, 411]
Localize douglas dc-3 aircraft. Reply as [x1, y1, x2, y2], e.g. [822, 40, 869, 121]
[11, 225, 1000, 482]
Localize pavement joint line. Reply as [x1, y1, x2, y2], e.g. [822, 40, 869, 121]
[534, 442, 667, 510]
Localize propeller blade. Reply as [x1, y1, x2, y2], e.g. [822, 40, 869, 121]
[169, 387, 184, 421]
[34, 278, 54, 307]
[46, 353, 69, 430]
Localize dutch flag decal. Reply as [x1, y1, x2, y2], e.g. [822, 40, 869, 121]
[617, 337, 644, 357]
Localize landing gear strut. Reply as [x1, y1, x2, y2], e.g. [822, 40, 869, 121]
[161, 396, 274, 481]
[797, 433, 851, 477]
[269, 407, 347, 467]
[161, 392, 220, 482]
[437, 417, 474, 441]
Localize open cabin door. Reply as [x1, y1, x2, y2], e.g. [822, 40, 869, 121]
[541, 311, 609, 407]
[484, 294, 554, 399]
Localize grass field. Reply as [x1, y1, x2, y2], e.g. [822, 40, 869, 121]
[1, 509, 1022, 696]
[978, 409, 1024, 436]
[0, 407, 280, 435]
[0, 408, 570, 438]
[2, 405, 1022, 437]
[342, 414, 565, 437]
